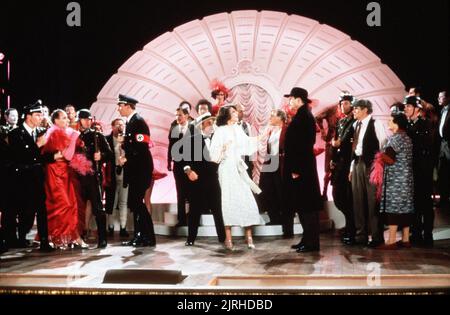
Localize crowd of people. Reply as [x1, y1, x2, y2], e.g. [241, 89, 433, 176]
[0, 94, 157, 252]
[0, 82, 449, 254]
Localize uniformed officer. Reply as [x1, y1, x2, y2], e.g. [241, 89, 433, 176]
[77, 109, 112, 248]
[117, 94, 156, 247]
[404, 96, 435, 247]
[6, 101, 54, 251]
[330, 92, 356, 245]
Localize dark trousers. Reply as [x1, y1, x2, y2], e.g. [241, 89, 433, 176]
[259, 168, 284, 225]
[438, 156, 450, 206]
[128, 182, 155, 244]
[412, 163, 435, 238]
[187, 181, 225, 243]
[1, 209, 17, 244]
[79, 174, 107, 243]
[298, 210, 320, 248]
[332, 173, 355, 237]
[351, 159, 384, 243]
[4, 176, 50, 245]
[174, 164, 189, 225]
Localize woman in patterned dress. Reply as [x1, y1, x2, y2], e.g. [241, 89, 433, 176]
[377, 112, 414, 249]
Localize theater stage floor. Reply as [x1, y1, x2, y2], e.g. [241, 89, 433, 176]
[1, 232, 450, 295]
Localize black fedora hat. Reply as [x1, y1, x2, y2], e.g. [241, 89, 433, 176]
[283, 87, 312, 104]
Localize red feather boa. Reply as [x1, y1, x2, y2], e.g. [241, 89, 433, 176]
[370, 152, 385, 202]
[70, 154, 94, 176]
[43, 126, 93, 175]
[42, 127, 70, 154]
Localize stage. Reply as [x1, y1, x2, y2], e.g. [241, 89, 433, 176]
[1, 230, 450, 295]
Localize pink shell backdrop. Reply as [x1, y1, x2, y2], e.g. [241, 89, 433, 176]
[90, 11, 405, 203]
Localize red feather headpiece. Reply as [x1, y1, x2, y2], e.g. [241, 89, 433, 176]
[210, 79, 231, 96]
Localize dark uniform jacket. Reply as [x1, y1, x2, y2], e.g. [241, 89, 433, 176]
[331, 115, 355, 184]
[78, 129, 112, 171]
[123, 113, 154, 190]
[8, 125, 54, 208]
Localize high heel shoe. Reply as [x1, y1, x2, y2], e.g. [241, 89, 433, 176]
[73, 240, 90, 249]
[246, 237, 255, 249]
[224, 239, 234, 251]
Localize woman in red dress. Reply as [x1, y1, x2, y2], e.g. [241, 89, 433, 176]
[210, 79, 230, 116]
[42, 109, 92, 248]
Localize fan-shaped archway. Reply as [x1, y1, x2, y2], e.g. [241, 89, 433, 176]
[91, 10, 405, 203]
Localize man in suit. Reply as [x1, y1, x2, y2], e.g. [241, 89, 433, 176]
[182, 113, 226, 246]
[105, 118, 129, 238]
[167, 107, 193, 227]
[284, 87, 323, 253]
[4, 108, 19, 130]
[259, 109, 287, 226]
[330, 92, 355, 245]
[438, 90, 450, 211]
[236, 104, 254, 178]
[6, 101, 54, 251]
[117, 94, 156, 247]
[350, 99, 386, 247]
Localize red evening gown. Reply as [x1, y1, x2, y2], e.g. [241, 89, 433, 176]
[42, 126, 91, 245]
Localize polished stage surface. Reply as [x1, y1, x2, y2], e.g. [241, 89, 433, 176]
[1, 231, 450, 295]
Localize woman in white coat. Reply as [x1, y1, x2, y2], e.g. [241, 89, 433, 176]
[210, 105, 265, 250]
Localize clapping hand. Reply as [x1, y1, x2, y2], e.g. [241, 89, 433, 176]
[36, 135, 46, 148]
[187, 171, 198, 182]
[94, 151, 101, 161]
[54, 151, 63, 160]
[118, 155, 127, 166]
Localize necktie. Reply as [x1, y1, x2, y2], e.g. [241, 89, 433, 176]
[267, 129, 273, 155]
[31, 130, 36, 143]
[352, 121, 362, 153]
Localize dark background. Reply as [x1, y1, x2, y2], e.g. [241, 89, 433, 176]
[0, 0, 448, 112]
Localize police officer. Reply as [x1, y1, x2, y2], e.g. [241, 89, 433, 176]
[77, 109, 112, 248]
[330, 92, 356, 245]
[404, 96, 435, 247]
[117, 94, 156, 247]
[6, 101, 54, 251]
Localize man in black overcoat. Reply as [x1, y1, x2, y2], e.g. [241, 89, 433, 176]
[283, 87, 323, 253]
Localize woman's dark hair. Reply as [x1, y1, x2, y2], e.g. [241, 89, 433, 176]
[390, 102, 405, 114]
[275, 109, 287, 123]
[196, 99, 212, 113]
[391, 112, 408, 131]
[211, 90, 228, 100]
[51, 109, 65, 124]
[216, 105, 237, 126]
